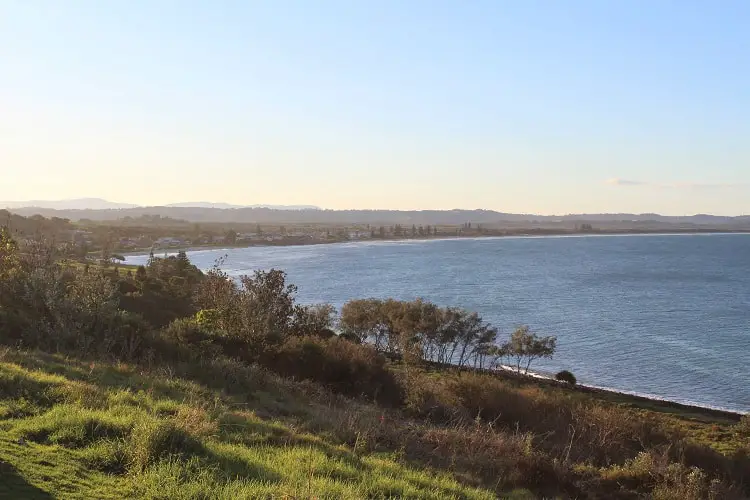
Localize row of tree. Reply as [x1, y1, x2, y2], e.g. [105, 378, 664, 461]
[339, 298, 556, 372]
[192, 261, 557, 374]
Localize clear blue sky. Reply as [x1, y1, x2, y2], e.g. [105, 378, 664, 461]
[2, 1, 748, 214]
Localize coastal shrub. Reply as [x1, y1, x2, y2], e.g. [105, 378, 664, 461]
[159, 318, 224, 363]
[399, 369, 674, 467]
[0, 258, 152, 361]
[555, 370, 577, 385]
[195, 266, 301, 345]
[162, 318, 212, 347]
[290, 303, 337, 338]
[264, 336, 402, 405]
[736, 415, 750, 437]
[195, 308, 221, 329]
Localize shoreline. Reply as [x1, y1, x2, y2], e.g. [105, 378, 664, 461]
[123, 228, 750, 257]
[123, 231, 749, 420]
[493, 365, 745, 420]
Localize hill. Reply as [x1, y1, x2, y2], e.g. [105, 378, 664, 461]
[0, 349, 505, 499]
[0, 210, 72, 237]
[1, 224, 749, 498]
[8, 206, 750, 228]
[2, 199, 320, 212]
[0, 198, 139, 210]
[164, 202, 321, 210]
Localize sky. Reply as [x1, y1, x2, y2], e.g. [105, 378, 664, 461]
[2, 1, 749, 215]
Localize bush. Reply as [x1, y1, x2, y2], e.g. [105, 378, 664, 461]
[555, 370, 577, 385]
[159, 318, 222, 362]
[736, 415, 750, 437]
[263, 336, 403, 405]
[195, 308, 220, 329]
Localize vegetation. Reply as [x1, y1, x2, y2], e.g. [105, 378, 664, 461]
[555, 370, 577, 385]
[1, 216, 750, 499]
[500, 326, 557, 375]
[0, 350, 497, 499]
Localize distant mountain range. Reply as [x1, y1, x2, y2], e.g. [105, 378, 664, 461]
[0, 198, 139, 210]
[163, 202, 321, 210]
[4, 202, 750, 228]
[0, 198, 320, 211]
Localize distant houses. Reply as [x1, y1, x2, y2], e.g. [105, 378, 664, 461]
[154, 236, 184, 247]
[349, 230, 367, 239]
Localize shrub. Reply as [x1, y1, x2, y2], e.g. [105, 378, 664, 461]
[264, 336, 402, 405]
[555, 370, 577, 385]
[291, 303, 337, 338]
[195, 308, 220, 329]
[160, 318, 222, 362]
[736, 415, 750, 437]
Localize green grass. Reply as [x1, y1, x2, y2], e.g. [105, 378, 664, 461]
[3, 348, 744, 498]
[65, 260, 140, 277]
[0, 350, 503, 499]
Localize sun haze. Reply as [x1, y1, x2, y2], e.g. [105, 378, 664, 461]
[2, 1, 749, 215]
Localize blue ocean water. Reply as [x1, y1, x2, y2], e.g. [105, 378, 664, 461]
[126, 234, 750, 413]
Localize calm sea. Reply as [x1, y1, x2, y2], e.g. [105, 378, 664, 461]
[126, 234, 750, 413]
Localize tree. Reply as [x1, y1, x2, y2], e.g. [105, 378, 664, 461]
[256, 224, 263, 236]
[340, 299, 390, 348]
[501, 326, 556, 374]
[436, 308, 497, 368]
[101, 238, 113, 268]
[225, 230, 238, 245]
[0, 227, 19, 279]
[292, 303, 337, 338]
[237, 269, 297, 343]
[379, 226, 385, 238]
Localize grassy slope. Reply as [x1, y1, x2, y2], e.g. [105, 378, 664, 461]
[2, 348, 747, 499]
[0, 349, 529, 500]
[413, 365, 746, 456]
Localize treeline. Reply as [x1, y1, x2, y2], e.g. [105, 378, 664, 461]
[0, 209, 71, 238]
[340, 299, 555, 372]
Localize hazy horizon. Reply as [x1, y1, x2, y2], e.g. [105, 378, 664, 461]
[4, 197, 750, 219]
[3, 2, 749, 216]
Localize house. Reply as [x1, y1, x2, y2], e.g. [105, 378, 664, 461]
[348, 230, 370, 240]
[154, 237, 183, 247]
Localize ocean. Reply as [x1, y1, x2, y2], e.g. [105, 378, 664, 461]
[125, 233, 750, 413]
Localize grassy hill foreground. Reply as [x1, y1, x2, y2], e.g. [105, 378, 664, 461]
[0, 348, 523, 500]
[2, 346, 749, 500]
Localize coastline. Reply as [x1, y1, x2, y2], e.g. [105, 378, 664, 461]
[493, 365, 745, 420]
[122, 231, 750, 420]
[123, 228, 750, 257]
